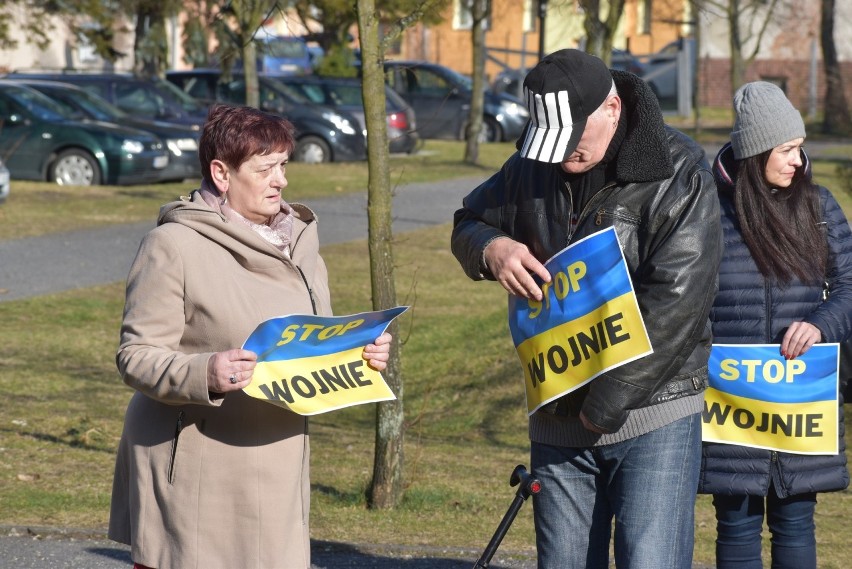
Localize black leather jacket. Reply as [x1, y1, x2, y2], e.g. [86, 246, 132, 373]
[451, 71, 722, 432]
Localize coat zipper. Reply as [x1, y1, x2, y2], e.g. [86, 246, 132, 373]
[296, 266, 318, 315]
[564, 180, 617, 243]
[289, 219, 318, 315]
[764, 280, 773, 341]
[168, 410, 184, 485]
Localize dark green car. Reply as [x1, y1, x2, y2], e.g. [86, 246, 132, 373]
[0, 81, 169, 186]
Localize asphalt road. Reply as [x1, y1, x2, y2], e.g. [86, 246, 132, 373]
[0, 528, 537, 568]
[0, 175, 488, 302]
[3, 139, 841, 303]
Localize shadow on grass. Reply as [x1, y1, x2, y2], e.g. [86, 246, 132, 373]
[312, 483, 364, 506]
[1, 426, 116, 454]
[310, 539, 534, 569]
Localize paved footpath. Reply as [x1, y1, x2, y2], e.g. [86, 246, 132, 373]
[2, 139, 842, 303]
[0, 527, 537, 568]
[0, 176, 488, 302]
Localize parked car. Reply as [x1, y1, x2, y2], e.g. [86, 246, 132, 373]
[3, 71, 207, 128]
[166, 69, 366, 163]
[640, 38, 696, 102]
[16, 79, 201, 182]
[277, 74, 418, 154]
[491, 48, 646, 98]
[0, 81, 169, 186]
[0, 157, 9, 203]
[382, 60, 528, 142]
[255, 35, 314, 76]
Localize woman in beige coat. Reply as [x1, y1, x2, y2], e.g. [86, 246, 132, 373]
[108, 104, 391, 569]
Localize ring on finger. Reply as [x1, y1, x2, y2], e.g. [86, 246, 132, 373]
[229, 374, 238, 384]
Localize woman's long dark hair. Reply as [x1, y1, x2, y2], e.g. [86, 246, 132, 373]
[734, 149, 827, 284]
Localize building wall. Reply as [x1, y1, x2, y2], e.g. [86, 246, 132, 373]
[694, 1, 852, 111]
[623, 0, 689, 55]
[0, 8, 136, 73]
[399, 0, 540, 83]
[3, 1, 851, 113]
[542, 0, 585, 54]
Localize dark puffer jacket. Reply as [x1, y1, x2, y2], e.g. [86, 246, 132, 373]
[699, 143, 852, 498]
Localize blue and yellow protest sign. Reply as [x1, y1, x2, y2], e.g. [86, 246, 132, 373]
[509, 227, 652, 414]
[240, 307, 408, 415]
[703, 344, 840, 454]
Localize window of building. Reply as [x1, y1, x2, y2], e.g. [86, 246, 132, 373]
[453, 0, 473, 30]
[523, 0, 536, 33]
[638, 0, 652, 35]
[452, 0, 490, 31]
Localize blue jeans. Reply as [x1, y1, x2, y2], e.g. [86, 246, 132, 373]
[531, 413, 702, 569]
[712, 488, 817, 569]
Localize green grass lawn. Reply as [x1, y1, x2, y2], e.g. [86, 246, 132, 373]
[1, 138, 851, 567]
[0, 140, 515, 240]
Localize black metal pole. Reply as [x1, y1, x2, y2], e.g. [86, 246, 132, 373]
[472, 465, 541, 569]
[538, 0, 548, 60]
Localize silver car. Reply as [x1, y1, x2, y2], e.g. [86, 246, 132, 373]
[0, 157, 9, 204]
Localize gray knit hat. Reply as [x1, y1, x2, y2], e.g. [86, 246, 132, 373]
[731, 81, 806, 159]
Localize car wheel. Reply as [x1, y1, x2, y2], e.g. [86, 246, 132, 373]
[293, 136, 331, 164]
[483, 117, 502, 143]
[460, 119, 502, 143]
[50, 149, 101, 186]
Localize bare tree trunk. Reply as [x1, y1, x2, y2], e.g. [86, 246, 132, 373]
[356, 0, 404, 510]
[464, 0, 489, 164]
[242, 40, 260, 109]
[722, 0, 783, 97]
[578, 0, 626, 65]
[692, 0, 704, 134]
[820, 0, 852, 135]
[727, 0, 745, 92]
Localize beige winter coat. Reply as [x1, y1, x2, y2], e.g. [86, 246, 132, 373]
[108, 192, 332, 569]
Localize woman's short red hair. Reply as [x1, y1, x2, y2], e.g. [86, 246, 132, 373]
[198, 104, 296, 183]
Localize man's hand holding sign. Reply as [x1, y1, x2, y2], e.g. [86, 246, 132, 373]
[506, 228, 653, 416]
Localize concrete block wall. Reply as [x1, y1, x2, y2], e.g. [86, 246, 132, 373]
[698, 57, 852, 115]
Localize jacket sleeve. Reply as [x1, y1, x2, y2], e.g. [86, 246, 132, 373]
[116, 228, 221, 406]
[451, 156, 519, 281]
[805, 187, 852, 342]
[581, 164, 722, 432]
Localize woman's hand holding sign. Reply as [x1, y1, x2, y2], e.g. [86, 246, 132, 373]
[208, 349, 258, 393]
[363, 332, 392, 371]
[484, 237, 551, 300]
[781, 321, 822, 360]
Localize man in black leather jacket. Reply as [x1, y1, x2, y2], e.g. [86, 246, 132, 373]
[451, 49, 721, 569]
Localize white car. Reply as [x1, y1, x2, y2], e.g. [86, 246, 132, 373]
[0, 157, 9, 204]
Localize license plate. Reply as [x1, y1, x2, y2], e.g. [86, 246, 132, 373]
[153, 155, 169, 169]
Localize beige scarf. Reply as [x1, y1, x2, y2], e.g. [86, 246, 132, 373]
[198, 179, 294, 257]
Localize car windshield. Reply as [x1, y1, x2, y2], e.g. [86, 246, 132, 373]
[262, 38, 308, 59]
[288, 82, 335, 105]
[264, 78, 312, 104]
[437, 66, 472, 91]
[150, 77, 206, 114]
[324, 83, 363, 106]
[51, 87, 128, 121]
[4, 85, 73, 121]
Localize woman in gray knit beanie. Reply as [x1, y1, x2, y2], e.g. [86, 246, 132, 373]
[698, 81, 852, 569]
